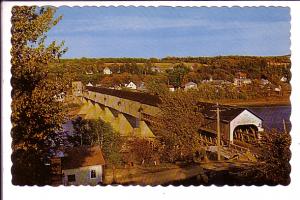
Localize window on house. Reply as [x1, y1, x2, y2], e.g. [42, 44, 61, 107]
[90, 170, 96, 179]
[67, 174, 76, 182]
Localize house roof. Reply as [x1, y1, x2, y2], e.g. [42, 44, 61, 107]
[197, 102, 263, 123]
[184, 82, 197, 87]
[87, 86, 161, 106]
[61, 146, 105, 170]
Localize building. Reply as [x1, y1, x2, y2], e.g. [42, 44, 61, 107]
[125, 81, 137, 90]
[54, 92, 65, 102]
[168, 85, 175, 92]
[137, 82, 147, 92]
[281, 76, 288, 82]
[198, 103, 263, 144]
[184, 82, 197, 91]
[72, 81, 83, 96]
[235, 72, 247, 79]
[86, 82, 93, 87]
[151, 66, 161, 73]
[261, 78, 270, 86]
[233, 72, 252, 86]
[86, 71, 94, 75]
[103, 67, 112, 75]
[61, 146, 105, 186]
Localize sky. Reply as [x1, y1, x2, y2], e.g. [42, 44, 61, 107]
[46, 7, 291, 58]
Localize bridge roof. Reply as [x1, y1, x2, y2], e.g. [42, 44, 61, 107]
[86, 86, 161, 107]
[197, 102, 263, 122]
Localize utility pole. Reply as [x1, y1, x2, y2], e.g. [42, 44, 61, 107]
[283, 119, 288, 134]
[211, 103, 224, 161]
[216, 103, 221, 161]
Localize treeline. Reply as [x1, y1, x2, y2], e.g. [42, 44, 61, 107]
[48, 55, 291, 92]
[61, 55, 290, 64]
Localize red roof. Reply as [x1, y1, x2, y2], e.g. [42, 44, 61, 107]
[61, 146, 105, 170]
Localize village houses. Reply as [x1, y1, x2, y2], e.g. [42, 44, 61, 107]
[103, 67, 112, 75]
[233, 72, 252, 86]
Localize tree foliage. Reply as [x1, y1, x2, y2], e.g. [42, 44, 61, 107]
[11, 6, 67, 185]
[237, 130, 291, 185]
[152, 91, 204, 162]
[70, 118, 123, 165]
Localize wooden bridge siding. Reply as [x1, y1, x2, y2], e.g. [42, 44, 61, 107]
[87, 91, 160, 119]
[202, 118, 230, 142]
[80, 92, 156, 138]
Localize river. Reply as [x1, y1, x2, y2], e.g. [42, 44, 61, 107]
[248, 105, 291, 132]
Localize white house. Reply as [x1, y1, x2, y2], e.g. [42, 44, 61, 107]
[103, 67, 112, 75]
[125, 81, 137, 90]
[168, 85, 175, 92]
[233, 78, 252, 86]
[280, 76, 288, 82]
[61, 146, 105, 186]
[261, 78, 270, 85]
[184, 82, 197, 91]
[86, 82, 93, 87]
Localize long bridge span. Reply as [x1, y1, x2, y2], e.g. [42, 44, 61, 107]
[75, 85, 263, 161]
[78, 86, 161, 137]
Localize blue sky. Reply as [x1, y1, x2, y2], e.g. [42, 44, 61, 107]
[46, 7, 291, 58]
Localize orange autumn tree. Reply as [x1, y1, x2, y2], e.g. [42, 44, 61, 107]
[152, 91, 204, 162]
[11, 6, 67, 185]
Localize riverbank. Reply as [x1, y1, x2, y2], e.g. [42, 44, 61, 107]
[220, 97, 290, 107]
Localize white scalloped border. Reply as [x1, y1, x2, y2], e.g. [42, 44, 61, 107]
[1, 1, 300, 200]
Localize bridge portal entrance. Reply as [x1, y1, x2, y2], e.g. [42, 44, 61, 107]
[233, 124, 260, 143]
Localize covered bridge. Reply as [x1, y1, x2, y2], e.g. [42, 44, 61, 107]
[198, 103, 264, 144]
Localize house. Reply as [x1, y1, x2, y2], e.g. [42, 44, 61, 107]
[261, 78, 270, 86]
[233, 78, 252, 86]
[103, 67, 112, 75]
[72, 81, 83, 96]
[150, 66, 161, 73]
[61, 146, 105, 186]
[235, 72, 247, 79]
[125, 81, 137, 90]
[233, 72, 252, 86]
[184, 82, 197, 91]
[86, 82, 93, 87]
[54, 92, 65, 102]
[137, 82, 148, 92]
[198, 102, 263, 144]
[168, 85, 175, 92]
[280, 76, 288, 82]
[86, 71, 93, 75]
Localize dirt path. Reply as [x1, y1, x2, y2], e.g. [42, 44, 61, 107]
[104, 164, 206, 185]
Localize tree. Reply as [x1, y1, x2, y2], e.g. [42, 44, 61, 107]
[237, 130, 291, 185]
[129, 138, 162, 165]
[144, 75, 168, 96]
[152, 91, 205, 162]
[11, 6, 67, 185]
[70, 118, 123, 165]
[166, 63, 190, 87]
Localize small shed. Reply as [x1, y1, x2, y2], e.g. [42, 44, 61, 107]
[61, 146, 105, 186]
